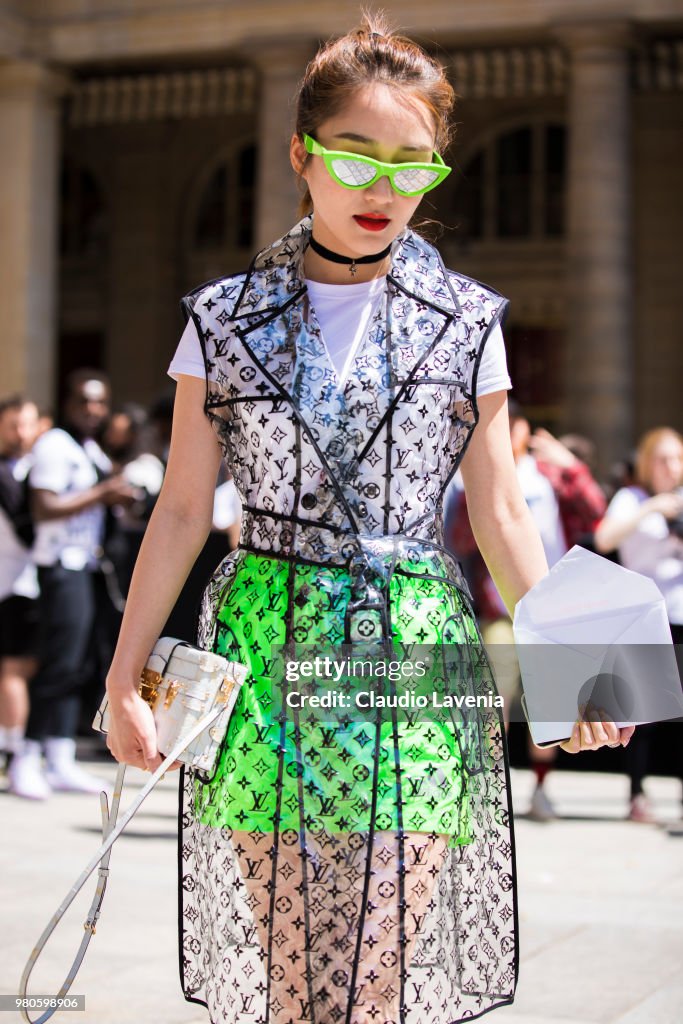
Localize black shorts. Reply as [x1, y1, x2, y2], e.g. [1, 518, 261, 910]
[0, 594, 39, 659]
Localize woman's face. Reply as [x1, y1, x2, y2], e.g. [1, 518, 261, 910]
[647, 435, 683, 494]
[291, 82, 437, 273]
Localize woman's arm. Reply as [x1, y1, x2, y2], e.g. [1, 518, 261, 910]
[594, 491, 683, 554]
[31, 477, 137, 520]
[459, 390, 548, 616]
[105, 375, 223, 771]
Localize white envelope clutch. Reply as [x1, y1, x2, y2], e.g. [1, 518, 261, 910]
[513, 546, 683, 747]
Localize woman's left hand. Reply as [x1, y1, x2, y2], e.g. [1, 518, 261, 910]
[559, 705, 636, 754]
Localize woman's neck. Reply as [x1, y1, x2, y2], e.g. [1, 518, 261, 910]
[303, 224, 392, 284]
[303, 247, 390, 284]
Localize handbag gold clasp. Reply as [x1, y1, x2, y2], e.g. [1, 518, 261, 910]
[215, 677, 236, 704]
[138, 667, 162, 710]
[164, 680, 180, 709]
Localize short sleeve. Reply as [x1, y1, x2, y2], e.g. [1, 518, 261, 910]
[475, 323, 512, 397]
[604, 487, 643, 522]
[167, 318, 206, 382]
[29, 431, 72, 493]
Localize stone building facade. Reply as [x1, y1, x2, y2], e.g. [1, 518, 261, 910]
[1, 1, 682, 472]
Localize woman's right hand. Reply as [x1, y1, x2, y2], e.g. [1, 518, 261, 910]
[645, 491, 683, 520]
[105, 684, 166, 772]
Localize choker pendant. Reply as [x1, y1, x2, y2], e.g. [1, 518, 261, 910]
[308, 234, 392, 277]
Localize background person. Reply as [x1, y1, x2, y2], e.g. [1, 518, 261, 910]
[15, 399, 42, 459]
[9, 369, 137, 799]
[445, 400, 607, 820]
[0, 394, 39, 778]
[99, 401, 164, 605]
[594, 426, 683, 823]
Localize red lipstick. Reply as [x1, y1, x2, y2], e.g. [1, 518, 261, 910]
[354, 214, 390, 232]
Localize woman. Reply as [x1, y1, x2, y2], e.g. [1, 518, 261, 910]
[595, 427, 683, 823]
[105, 16, 633, 1024]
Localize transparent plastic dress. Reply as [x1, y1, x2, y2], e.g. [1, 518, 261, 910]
[177, 217, 518, 1024]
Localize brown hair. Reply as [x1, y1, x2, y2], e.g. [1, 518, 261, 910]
[635, 426, 683, 492]
[0, 393, 25, 418]
[294, 11, 455, 217]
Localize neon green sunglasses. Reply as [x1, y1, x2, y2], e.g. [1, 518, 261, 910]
[303, 133, 452, 197]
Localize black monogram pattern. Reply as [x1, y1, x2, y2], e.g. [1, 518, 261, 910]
[178, 217, 518, 1024]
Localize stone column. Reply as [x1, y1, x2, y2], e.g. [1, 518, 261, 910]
[558, 22, 634, 474]
[251, 41, 316, 248]
[0, 60, 69, 409]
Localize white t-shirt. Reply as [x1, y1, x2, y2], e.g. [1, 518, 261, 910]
[515, 454, 567, 568]
[29, 428, 112, 571]
[167, 276, 511, 395]
[213, 479, 241, 531]
[604, 485, 683, 624]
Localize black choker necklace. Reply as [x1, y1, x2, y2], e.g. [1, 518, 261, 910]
[308, 234, 392, 277]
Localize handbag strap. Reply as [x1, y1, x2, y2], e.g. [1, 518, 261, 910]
[18, 705, 224, 1024]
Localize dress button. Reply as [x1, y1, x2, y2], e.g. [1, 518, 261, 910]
[301, 493, 317, 510]
[357, 501, 368, 518]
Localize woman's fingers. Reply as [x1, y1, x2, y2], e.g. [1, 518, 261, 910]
[587, 705, 609, 745]
[599, 710, 621, 747]
[559, 722, 581, 754]
[560, 706, 637, 753]
[580, 718, 595, 747]
[602, 713, 619, 742]
[106, 694, 161, 771]
[577, 704, 600, 748]
[619, 724, 635, 746]
[592, 709, 636, 749]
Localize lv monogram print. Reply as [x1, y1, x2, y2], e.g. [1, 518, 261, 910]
[178, 218, 518, 1024]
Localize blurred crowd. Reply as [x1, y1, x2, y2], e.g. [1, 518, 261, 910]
[0, 378, 681, 824]
[0, 370, 240, 800]
[443, 399, 683, 826]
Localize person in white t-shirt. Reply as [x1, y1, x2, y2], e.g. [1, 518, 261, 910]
[0, 395, 39, 772]
[9, 370, 138, 801]
[595, 426, 683, 824]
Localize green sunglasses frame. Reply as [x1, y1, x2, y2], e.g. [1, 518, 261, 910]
[303, 133, 452, 197]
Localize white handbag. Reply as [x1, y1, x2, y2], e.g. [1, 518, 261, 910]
[18, 637, 249, 1024]
[93, 636, 248, 775]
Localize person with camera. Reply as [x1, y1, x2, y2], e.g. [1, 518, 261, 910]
[595, 426, 683, 823]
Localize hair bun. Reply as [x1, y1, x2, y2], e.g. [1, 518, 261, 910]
[359, 8, 392, 36]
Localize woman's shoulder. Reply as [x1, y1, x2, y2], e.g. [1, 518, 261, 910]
[607, 484, 649, 516]
[406, 229, 501, 291]
[445, 266, 507, 303]
[398, 229, 508, 318]
[181, 270, 249, 322]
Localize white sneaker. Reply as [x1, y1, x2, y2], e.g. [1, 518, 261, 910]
[44, 737, 112, 796]
[528, 784, 557, 822]
[8, 740, 51, 800]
